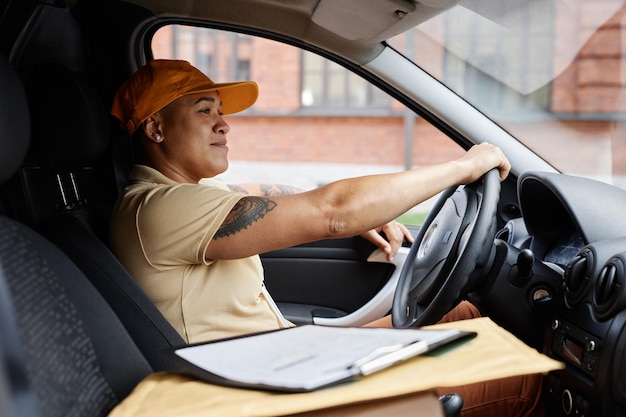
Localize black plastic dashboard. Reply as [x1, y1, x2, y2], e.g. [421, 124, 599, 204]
[503, 171, 626, 416]
[518, 172, 626, 257]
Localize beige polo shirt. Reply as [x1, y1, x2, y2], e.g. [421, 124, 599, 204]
[109, 165, 288, 344]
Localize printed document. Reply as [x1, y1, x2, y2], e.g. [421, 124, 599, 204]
[173, 325, 475, 392]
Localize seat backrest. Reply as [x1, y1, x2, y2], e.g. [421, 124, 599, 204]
[40, 213, 186, 371]
[15, 62, 186, 371]
[0, 50, 38, 417]
[0, 263, 42, 417]
[0, 54, 153, 417]
[16, 62, 114, 237]
[0, 216, 154, 417]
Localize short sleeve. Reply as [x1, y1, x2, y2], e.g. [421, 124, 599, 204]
[135, 183, 242, 268]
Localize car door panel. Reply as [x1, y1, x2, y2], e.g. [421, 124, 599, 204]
[261, 235, 412, 326]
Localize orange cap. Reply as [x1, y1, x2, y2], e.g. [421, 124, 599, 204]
[111, 59, 258, 135]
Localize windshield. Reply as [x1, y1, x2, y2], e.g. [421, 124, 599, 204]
[389, 0, 626, 188]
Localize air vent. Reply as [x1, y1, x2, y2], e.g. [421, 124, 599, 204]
[593, 257, 625, 320]
[564, 249, 592, 305]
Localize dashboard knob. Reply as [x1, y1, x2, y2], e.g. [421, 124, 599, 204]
[587, 340, 596, 352]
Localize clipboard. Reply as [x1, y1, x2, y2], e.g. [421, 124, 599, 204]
[169, 325, 476, 392]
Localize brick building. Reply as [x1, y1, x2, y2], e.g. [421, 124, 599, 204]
[151, 3, 626, 182]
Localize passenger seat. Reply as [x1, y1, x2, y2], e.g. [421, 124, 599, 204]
[0, 54, 153, 417]
[12, 62, 186, 372]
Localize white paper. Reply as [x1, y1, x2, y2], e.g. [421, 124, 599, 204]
[174, 325, 464, 391]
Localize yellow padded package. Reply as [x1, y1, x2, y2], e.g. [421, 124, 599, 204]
[109, 317, 564, 417]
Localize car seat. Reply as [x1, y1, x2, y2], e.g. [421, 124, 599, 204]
[0, 53, 153, 417]
[0, 260, 43, 417]
[4, 61, 186, 372]
[1, 0, 185, 370]
[0, 50, 42, 417]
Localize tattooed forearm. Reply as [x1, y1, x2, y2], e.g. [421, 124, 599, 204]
[214, 196, 277, 239]
[260, 184, 302, 196]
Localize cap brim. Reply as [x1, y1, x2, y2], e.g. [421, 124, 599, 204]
[188, 80, 258, 115]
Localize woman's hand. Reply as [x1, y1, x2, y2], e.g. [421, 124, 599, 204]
[360, 220, 414, 262]
[454, 142, 511, 183]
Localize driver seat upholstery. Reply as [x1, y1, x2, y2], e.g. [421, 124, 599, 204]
[2, 0, 185, 370]
[7, 61, 185, 371]
[0, 53, 152, 417]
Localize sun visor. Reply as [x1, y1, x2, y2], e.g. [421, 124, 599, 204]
[312, 0, 460, 42]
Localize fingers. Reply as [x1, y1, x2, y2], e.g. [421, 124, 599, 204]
[360, 229, 391, 259]
[385, 222, 413, 261]
[483, 142, 511, 181]
[398, 222, 414, 243]
[361, 221, 413, 262]
[459, 142, 511, 183]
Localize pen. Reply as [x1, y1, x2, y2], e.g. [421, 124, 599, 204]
[357, 340, 429, 375]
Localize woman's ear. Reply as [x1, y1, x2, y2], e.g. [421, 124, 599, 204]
[143, 116, 164, 143]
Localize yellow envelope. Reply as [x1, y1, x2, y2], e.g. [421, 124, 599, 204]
[109, 317, 563, 417]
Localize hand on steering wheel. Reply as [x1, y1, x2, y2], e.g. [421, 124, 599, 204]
[392, 168, 501, 328]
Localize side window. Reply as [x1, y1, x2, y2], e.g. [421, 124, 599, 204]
[152, 25, 463, 225]
[301, 52, 389, 109]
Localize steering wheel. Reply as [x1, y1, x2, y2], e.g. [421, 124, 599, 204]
[392, 168, 501, 328]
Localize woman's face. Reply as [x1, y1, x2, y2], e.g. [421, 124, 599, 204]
[148, 90, 232, 183]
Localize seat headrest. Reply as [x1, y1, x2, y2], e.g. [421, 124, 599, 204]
[21, 63, 109, 171]
[0, 56, 30, 184]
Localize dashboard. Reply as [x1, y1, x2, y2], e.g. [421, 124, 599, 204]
[476, 171, 626, 416]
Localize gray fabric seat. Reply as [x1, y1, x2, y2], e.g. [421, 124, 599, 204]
[0, 54, 153, 417]
[12, 62, 186, 372]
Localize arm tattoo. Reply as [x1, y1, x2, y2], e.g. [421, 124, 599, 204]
[214, 196, 277, 239]
[260, 184, 301, 196]
[227, 184, 249, 194]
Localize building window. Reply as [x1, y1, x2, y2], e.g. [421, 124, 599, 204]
[301, 52, 389, 108]
[163, 26, 251, 82]
[153, 25, 390, 112]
